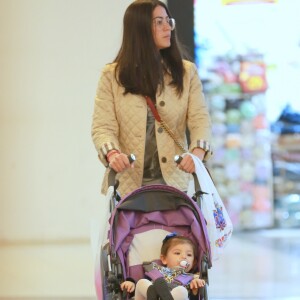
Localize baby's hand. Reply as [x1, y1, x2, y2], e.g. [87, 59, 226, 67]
[190, 278, 206, 295]
[121, 281, 135, 293]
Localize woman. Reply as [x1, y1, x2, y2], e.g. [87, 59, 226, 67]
[92, 0, 212, 197]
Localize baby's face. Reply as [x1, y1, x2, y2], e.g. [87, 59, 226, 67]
[161, 243, 194, 272]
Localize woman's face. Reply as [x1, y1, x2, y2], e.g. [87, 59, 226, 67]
[152, 5, 172, 49]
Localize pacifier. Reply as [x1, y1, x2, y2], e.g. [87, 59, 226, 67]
[179, 260, 190, 269]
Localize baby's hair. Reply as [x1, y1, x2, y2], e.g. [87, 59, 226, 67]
[161, 235, 196, 257]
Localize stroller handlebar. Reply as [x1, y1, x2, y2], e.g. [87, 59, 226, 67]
[174, 154, 203, 206]
[174, 154, 183, 164]
[108, 153, 135, 195]
[128, 153, 136, 164]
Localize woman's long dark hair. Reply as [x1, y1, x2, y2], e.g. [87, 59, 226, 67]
[114, 0, 185, 99]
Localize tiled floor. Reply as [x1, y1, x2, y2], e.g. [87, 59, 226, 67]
[1, 229, 300, 300]
[208, 229, 300, 300]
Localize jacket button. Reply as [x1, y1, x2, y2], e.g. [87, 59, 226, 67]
[161, 157, 167, 163]
[159, 101, 165, 107]
[157, 127, 163, 133]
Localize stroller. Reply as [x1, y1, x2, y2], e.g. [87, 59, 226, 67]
[95, 157, 212, 300]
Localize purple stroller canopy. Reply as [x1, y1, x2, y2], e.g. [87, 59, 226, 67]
[108, 185, 212, 276]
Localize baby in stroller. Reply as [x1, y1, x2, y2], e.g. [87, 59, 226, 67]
[121, 233, 206, 300]
[95, 183, 212, 300]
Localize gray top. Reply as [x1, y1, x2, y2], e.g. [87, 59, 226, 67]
[142, 106, 166, 186]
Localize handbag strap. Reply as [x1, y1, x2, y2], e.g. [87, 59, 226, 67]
[145, 96, 162, 122]
[145, 96, 187, 153]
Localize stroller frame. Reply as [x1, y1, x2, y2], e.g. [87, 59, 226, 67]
[95, 169, 212, 300]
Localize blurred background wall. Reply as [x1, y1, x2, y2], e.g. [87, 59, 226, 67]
[0, 0, 135, 242]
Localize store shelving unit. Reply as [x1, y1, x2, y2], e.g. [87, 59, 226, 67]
[272, 134, 300, 228]
[202, 54, 274, 230]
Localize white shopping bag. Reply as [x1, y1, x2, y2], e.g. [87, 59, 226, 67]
[187, 154, 233, 261]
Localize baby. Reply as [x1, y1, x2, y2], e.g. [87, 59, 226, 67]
[121, 233, 206, 300]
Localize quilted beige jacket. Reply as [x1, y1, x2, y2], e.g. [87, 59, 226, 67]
[92, 60, 212, 197]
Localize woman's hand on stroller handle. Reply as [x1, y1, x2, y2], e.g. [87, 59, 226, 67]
[174, 154, 196, 174]
[174, 148, 205, 174]
[174, 153, 203, 201]
[108, 152, 135, 173]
